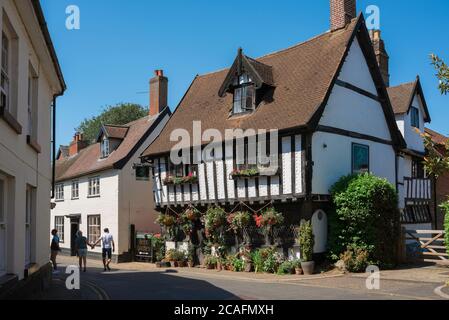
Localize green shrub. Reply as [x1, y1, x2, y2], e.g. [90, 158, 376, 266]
[329, 173, 400, 268]
[251, 250, 264, 273]
[229, 255, 244, 272]
[298, 221, 315, 262]
[441, 200, 449, 255]
[251, 247, 282, 273]
[203, 255, 217, 268]
[340, 244, 370, 273]
[277, 261, 294, 275]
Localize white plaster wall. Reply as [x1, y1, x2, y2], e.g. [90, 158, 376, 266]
[50, 170, 119, 255]
[117, 114, 169, 253]
[281, 137, 292, 195]
[402, 94, 426, 153]
[312, 132, 396, 195]
[0, 0, 61, 280]
[320, 85, 391, 141]
[338, 38, 378, 95]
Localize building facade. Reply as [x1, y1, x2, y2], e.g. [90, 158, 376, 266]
[0, 0, 65, 298]
[141, 0, 436, 253]
[50, 71, 170, 263]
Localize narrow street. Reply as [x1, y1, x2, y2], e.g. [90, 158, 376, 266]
[40, 256, 448, 300]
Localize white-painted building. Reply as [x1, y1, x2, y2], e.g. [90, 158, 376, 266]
[141, 0, 434, 253]
[0, 0, 65, 297]
[51, 71, 170, 262]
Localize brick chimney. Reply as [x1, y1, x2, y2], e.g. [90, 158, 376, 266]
[330, 0, 356, 31]
[149, 70, 168, 116]
[369, 30, 390, 87]
[68, 132, 87, 156]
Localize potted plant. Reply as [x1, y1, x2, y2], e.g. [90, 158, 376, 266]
[203, 255, 217, 269]
[293, 259, 303, 275]
[204, 207, 227, 243]
[298, 221, 315, 275]
[165, 249, 178, 268]
[254, 208, 284, 245]
[187, 244, 195, 268]
[239, 245, 253, 272]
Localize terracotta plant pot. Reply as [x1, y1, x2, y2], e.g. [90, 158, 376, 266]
[244, 263, 253, 273]
[188, 261, 194, 268]
[216, 263, 222, 271]
[295, 267, 303, 275]
[301, 261, 315, 275]
[206, 264, 215, 270]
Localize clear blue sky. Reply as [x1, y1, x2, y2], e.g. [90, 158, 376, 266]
[40, 0, 449, 146]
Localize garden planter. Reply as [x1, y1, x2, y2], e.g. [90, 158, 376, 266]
[295, 267, 303, 275]
[170, 261, 178, 268]
[187, 261, 194, 268]
[206, 264, 215, 270]
[301, 261, 315, 275]
[244, 263, 253, 273]
[216, 262, 223, 271]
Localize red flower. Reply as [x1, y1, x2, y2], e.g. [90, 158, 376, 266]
[153, 233, 161, 239]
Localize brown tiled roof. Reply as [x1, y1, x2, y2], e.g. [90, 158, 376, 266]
[57, 145, 69, 159]
[103, 125, 129, 140]
[143, 19, 359, 157]
[425, 128, 448, 146]
[387, 82, 415, 115]
[387, 77, 431, 122]
[55, 109, 169, 182]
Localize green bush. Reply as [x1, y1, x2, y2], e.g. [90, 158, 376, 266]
[441, 200, 449, 255]
[277, 261, 294, 275]
[251, 247, 282, 273]
[298, 221, 315, 262]
[230, 255, 245, 272]
[329, 173, 400, 268]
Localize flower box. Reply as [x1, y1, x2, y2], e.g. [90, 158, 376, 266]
[230, 166, 279, 180]
[163, 174, 198, 186]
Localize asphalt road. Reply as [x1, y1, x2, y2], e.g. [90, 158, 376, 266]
[43, 259, 446, 300]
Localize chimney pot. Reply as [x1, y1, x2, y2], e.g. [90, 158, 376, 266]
[330, 0, 357, 31]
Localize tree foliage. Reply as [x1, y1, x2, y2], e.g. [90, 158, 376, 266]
[76, 103, 147, 144]
[442, 201, 449, 255]
[328, 173, 400, 269]
[431, 54, 449, 95]
[419, 130, 449, 179]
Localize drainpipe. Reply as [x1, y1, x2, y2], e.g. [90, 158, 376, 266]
[433, 177, 438, 229]
[51, 93, 64, 199]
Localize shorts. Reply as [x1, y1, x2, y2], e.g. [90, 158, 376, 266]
[102, 248, 112, 259]
[78, 249, 87, 257]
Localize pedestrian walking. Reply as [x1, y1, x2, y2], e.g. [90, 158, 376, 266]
[91, 228, 115, 271]
[50, 229, 61, 272]
[75, 230, 88, 272]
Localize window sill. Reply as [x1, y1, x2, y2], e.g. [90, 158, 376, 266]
[0, 106, 22, 134]
[55, 199, 64, 202]
[71, 197, 79, 200]
[26, 135, 41, 153]
[87, 195, 101, 199]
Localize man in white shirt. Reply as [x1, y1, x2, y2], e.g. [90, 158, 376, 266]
[91, 228, 115, 271]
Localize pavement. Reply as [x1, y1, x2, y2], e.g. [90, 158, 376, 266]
[40, 255, 449, 300]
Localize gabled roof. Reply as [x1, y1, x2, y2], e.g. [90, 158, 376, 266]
[57, 145, 69, 159]
[55, 107, 170, 182]
[143, 14, 404, 157]
[96, 124, 129, 142]
[387, 76, 431, 122]
[218, 48, 274, 97]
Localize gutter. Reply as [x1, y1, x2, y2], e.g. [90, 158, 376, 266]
[51, 93, 64, 199]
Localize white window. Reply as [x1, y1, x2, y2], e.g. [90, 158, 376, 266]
[71, 180, 79, 199]
[55, 183, 64, 201]
[1, 32, 10, 112]
[101, 137, 110, 158]
[54, 216, 64, 243]
[27, 64, 38, 139]
[88, 177, 100, 197]
[0, 175, 7, 276]
[25, 186, 35, 266]
[87, 215, 101, 245]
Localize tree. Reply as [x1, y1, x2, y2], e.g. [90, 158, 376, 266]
[431, 54, 449, 95]
[76, 103, 147, 144]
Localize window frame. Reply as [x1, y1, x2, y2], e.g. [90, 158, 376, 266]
[412, 157, 425, 179]
[1, 31, 10, 113]
[0, 175, 7, 276]
[232, 73, 255, 115]
[71, 180, 79, 200]
[54, 216, 64, 243]
[87, 215, 101, 246]
[88, 176, 101, 197]
[351, 143, 370, 174]
[27, 63, 38, 140]
[135, 166, 150, 181]
[101, 137, 110, 158]
[55, 183, 64, 201]
[410, 106, 420, 128]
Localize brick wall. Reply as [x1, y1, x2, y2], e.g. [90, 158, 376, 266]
[330, 0, 356, 31]
[435, 172, 449, 229]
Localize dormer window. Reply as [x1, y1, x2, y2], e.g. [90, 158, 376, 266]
[233, 74, 255, 114]
[101, 137, 110, 158]
[410, 107, 419, 128]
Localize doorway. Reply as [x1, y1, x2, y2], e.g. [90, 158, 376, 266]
[70, 216, 80, 256]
